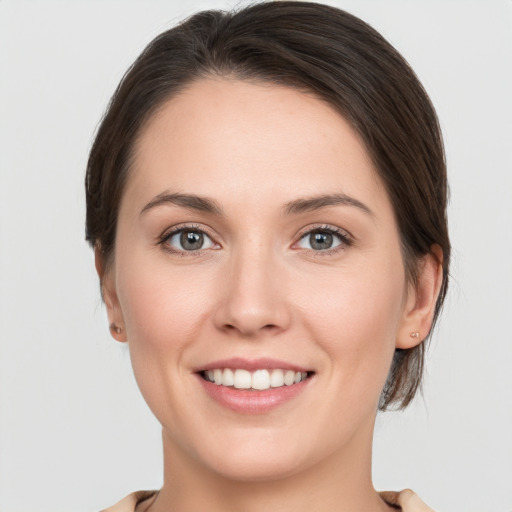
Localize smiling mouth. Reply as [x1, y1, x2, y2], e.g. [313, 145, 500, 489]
[200, 368, 313, 391]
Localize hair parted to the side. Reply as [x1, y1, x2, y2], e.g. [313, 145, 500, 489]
[85, 1, 450, 411]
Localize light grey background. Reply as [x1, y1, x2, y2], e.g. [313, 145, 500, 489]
[1, 1, 511, 511]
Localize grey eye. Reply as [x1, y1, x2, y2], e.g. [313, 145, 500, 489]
[167, 230, 215, 251]
[297, 230, 343, 251]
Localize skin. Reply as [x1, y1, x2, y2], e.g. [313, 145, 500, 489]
[98, 78, 443, 512]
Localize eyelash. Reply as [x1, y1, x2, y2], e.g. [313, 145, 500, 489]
[158, 224, 353, 257]
[158, 224, 217, 257]
[295, 225, 353, 257]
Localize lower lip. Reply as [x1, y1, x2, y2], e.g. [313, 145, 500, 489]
[197, 375, 312, 414]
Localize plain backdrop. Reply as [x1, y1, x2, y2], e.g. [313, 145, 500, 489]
[1, 1, 511, 511]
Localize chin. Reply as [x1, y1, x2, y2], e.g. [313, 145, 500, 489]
[207, 452, 307, 483]
[190, 427, 322, 483]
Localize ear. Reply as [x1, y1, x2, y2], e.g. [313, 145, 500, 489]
[94, 246, 127, 343]
[396, 245, 444, 349]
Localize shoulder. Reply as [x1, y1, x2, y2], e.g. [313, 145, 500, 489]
[101, 489, 434, 512]
[99, 490, 158, 512]
[379, 489, 436, 511]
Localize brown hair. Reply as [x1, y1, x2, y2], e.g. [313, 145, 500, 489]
[85, 1, 450, 410]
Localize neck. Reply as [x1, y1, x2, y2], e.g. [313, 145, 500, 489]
[148, 416, 393, 512]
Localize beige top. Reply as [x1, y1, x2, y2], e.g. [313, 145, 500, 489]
[100, 489, 435, 512]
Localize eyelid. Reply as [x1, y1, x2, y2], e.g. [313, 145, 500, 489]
[293, 224, 353, 254]
[157, 222, 353, 256]
[158, 223, 221, 255]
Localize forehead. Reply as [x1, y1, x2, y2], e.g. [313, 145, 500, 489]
[126, 78, 388, 215]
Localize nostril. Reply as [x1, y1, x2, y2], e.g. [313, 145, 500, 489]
[221, 321, 280, 335]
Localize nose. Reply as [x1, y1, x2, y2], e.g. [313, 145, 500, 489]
[213, 243, 291, 338]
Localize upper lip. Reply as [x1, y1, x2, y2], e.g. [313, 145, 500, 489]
[193, 357, 312, 373]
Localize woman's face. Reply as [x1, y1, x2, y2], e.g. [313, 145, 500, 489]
[104, 78, 418, 480]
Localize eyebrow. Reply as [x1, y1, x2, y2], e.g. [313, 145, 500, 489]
[140, 191, 373, 217]
[283, 193, 374, 217]
[140, 192, 224, 216]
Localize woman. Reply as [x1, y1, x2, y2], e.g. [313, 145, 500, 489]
[86, 2, 449, 511]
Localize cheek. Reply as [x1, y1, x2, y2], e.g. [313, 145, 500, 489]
[114, 239, 210, 362]
[117, 259, 213, 351]
[114, 253, 220, 429]
[295, 256, 406, 398]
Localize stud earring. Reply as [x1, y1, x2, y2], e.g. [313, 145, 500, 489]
[109, 323, 122, 335]
[410, 331, 420, 340]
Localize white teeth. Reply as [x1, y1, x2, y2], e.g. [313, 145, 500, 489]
[284, 370, 295, 386]
[233, 369, 252, 389]
[214, 368, 223, 385]
[204, 368, 309, 390]
[223, 368, 234, 386]
[270, 369, 284, 387]
[252, 369, 270, 390]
